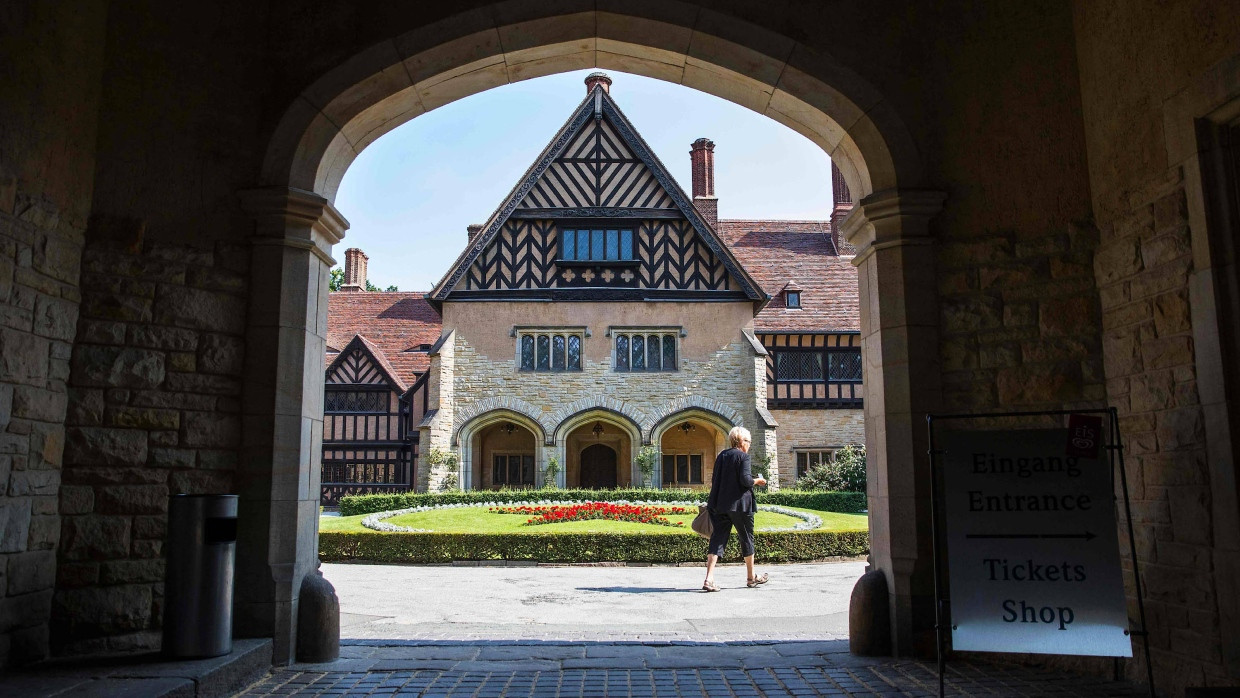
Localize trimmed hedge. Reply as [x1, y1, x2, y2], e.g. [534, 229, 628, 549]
[337, 489, 866, 516]
[319, 529, 869, 564]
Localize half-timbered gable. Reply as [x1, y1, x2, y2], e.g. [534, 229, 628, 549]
[321, 293, 442, 504]
[430, 78, 764, 303]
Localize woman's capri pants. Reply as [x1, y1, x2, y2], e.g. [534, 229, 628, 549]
[707, 508, 755, 558]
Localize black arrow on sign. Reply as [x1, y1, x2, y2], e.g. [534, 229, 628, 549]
[966, 532, 1096, 541]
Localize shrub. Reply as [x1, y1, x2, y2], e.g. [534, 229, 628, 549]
[795, 445, 866, 492]
[634, 446, 659, 489]
[337, 488, 866, 516]
[319, 529, 869, 564]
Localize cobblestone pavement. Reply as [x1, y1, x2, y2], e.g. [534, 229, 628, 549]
[240, 563, 1146, 696]
[241, 641, 1146, 697]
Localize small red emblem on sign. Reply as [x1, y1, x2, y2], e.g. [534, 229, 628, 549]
[1066, 414, 1103, 458]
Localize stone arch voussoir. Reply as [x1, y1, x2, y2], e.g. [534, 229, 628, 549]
[548, 397, 651, 445]
[645, 396, 742, 443]
[451, 397, 550, 447]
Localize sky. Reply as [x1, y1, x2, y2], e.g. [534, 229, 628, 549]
[334, 69, 836, 292]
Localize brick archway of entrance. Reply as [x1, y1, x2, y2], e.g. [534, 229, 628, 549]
[240, 6, 943, 664]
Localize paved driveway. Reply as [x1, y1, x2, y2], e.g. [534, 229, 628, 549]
[324, 561, 865, 642]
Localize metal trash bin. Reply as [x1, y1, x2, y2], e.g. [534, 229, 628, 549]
[163, 494, 238, 658]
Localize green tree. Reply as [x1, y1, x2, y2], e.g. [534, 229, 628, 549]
[328, 266, 397, 292]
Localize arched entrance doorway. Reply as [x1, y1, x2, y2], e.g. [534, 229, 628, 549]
[244, 6, 941, 662]
[658, 417, 727, 490]
[473, 421, 537, 490]
[579, 443, 618, 489]
[565, 419, 632, 489]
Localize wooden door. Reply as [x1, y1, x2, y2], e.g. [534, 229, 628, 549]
[579, 443, 617, 489]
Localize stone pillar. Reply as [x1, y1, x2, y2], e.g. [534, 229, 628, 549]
[235, 186, 347, 665]
[841, 189, 945, 657]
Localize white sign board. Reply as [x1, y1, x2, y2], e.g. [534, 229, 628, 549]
[939, 428, 1131, 656]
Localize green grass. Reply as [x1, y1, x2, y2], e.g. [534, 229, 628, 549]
[319, 506, 867, 535]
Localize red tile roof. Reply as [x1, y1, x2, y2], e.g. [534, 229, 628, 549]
[326, 292, 442, 384]
[717, 220, 860, 332]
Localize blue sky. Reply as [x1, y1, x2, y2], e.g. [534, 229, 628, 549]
[334, 69, 836, 292]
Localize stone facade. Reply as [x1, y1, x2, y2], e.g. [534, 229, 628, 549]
[769, 410, 864, 487]
[51, 239, 247, 655]
[420, 302, 775, 491]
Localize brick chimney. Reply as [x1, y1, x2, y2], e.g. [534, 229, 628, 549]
[690, 138, 718, 229]
[467, 224, 484, 244]
[829, 161, 854, 251]
[584, 71, 612, 94]
[342, 247, 367, 292]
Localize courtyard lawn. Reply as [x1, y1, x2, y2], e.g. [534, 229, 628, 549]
[319, 506, 867, 535]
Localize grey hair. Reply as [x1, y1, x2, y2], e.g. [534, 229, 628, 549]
[727, 426, 751, 448]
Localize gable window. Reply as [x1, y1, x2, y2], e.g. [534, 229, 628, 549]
[796, 449, 835, 478]
[324, 389, 387, 413]
[560, 228, 634, 262]
[662, 453, 704, 485]
[786, 291, 801, 309]
[613, 330, 678, 372]
[518, 330, 583, 372]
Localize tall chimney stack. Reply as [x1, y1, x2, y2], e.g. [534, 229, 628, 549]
[829, 161, 854, 252]
[584, 71, 612, 94]
[342, 247, 368, 292]
[467, 224, 483, 244]
[690, 138, 718, 229]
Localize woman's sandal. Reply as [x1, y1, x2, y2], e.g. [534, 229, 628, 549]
[701, 580, 720, 592]
[746, 573, 769, 588]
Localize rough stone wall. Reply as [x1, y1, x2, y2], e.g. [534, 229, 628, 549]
[0, 1, 107, 669]
[937, 225, 1106, 412]
[51, 239, 248, 655]
[769, 409, 864, 487]
[1074, 2, 1240, 691]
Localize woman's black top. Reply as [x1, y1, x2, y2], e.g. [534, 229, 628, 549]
[707, 447, 756, 514]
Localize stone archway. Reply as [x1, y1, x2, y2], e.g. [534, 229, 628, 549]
[242, 5, 942, 662]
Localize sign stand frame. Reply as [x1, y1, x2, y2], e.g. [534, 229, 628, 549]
[925, 407, 1155, 698]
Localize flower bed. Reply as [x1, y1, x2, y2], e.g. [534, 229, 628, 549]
[338, 488, 867, 516]
[492, 502, 695, 527]
[354, 500, 826, 533]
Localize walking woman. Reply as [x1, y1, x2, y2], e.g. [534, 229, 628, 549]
[701, 426, 768, 591]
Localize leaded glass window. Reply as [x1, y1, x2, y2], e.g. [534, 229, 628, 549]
[775, 352, 823, 381]
[616, 335, 629, 371]
[520, 335, 534, 371]
[613, 331, 679, 372]
[567, 335, 582, 371]
[828, 351, 863, 381]
[517, 331, 585, 373]
[560, 228, 635, 261]
[324, 390, 386, 413]
[661, 335, 676, 370]
[552, 335, 565, 371]
[647, 337, 660, 371]
[536, 335, 550, 371]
